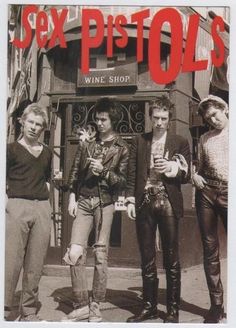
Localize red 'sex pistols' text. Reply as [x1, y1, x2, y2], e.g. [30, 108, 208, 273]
[12, 6, 226, 84]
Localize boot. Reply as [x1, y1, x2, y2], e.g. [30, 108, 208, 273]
[164, 265, 180, 323]
[164, 307, 179, 323]
[127, 301, 158, 322]
[204, 305, 225, 323]
[127, 278, 159, 323]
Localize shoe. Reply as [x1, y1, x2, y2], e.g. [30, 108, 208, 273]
[4, 306, 11, 321]
[127, 302, 158, 322]
[164, 310, 179, 323]
[89, 301, 102, 322]
[61, 305, 89, 322]
[204, 305, 225, 323]
[19, 314, 42, 321]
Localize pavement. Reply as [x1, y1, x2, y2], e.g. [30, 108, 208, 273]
[6, 259, 227, 324]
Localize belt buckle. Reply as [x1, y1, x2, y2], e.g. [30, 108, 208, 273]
[148, 187, 157, 196]
[209, 179, 218, 187]
[143, 193, 150, 203]
[219, 180, 227, 187]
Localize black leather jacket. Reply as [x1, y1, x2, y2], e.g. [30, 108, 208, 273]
[68, 136, 129, 204]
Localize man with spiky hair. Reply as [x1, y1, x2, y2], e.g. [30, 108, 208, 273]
[126, 95, 191, 323]
[62, 97, 129, 323]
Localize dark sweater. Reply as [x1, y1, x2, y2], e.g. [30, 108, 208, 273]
[7, 142, 52, 200]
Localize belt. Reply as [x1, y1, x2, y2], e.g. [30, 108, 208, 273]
[205, 178, 228, 187]
[144, 186, 166, 196]
[138, 186, 168, 210]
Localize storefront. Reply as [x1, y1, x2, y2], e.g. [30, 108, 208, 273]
[7, 5, 228, 268]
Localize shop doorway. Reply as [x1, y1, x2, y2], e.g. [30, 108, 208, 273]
[47, 97, 150, 267]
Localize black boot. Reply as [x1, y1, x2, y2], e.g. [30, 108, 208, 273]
[127, 301, 158, 322]
[127, 278, 159, 323]
[204, 305, 225, 323]
[164, 308, 179, 323]
[164, 260, 181, 323]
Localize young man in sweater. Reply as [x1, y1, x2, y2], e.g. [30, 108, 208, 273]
[5, 103, 52, 321]
[192, 95, 228, 323]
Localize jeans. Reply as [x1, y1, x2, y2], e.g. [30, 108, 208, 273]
[70, 196, 114, 307]
[196, 184, 227, 306]
[5, 198, 51, 317]
[136, 195, 180, 312]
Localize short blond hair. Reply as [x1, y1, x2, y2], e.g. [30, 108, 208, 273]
[20, 103, 49, 129]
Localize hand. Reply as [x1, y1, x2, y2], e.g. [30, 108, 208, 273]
[154, 158, 172, 174]
[127, 203, 136, 220]
[192, 173, 207, 190]
[88, 158, 104, 175]
[46, 182, 50, 191]
[68, 193, 78, 217]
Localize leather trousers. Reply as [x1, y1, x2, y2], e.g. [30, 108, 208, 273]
[136, 194, 180, 312]
[196, 184, 227, 307]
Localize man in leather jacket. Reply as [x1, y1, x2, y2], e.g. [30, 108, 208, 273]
[126, 95, 191, 323]
[62, 97, 129, 323]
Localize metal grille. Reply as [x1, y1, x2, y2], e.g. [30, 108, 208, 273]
[71, 101, 145, 136]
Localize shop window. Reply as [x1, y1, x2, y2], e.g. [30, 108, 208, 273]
[71, 100, 145, 137]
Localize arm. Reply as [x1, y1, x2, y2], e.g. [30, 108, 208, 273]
[174, 137, 191, 184]
[126, 136, 137, 198]
[156, 137, 191, 184]
[192, 136, 207, 189]
[45, 148, 53, 191]
[68, 192, 78, 217]
[192, 173, 207, 190]
[67, 142, 87, 216]
[125, 136, 138, 220]
[105, 144, 129, 190]
[91, 143, 130, 190]
[67, 142, 83, 194]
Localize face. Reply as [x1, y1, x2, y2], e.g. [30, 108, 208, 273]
[95, 112, 113, 135]
[203, 106, 228, 130]
[151, 107, 170, 132]
[22, 112, 44, 141]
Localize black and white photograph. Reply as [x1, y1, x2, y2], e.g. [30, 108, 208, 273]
[0, 0, 235, 326]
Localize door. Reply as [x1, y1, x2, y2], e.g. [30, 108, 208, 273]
[51, 98, 150, 267]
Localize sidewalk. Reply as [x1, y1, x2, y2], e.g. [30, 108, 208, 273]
[10, 259, 227, 323]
